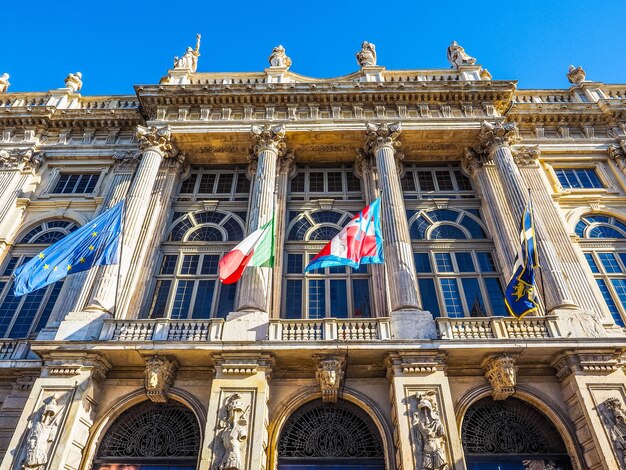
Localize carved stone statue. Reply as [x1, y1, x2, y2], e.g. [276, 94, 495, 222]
[567, 65, 586, 85]
[22, 395, 61, 469]
[482, 354, 517, 400]
[144, 355, 178, 403]
[356, 41, 377, 67]
[412, 392, 449, 470]
[64, 72, 83, 93]
[268, 45, 292, 69]
[0, 73, 10, 93]
[600, 397, 626, 465]
[216, 393, 249, 470]
[315, 356, 345, 403]
[174, 34, 201, 72]
[447, 41, 477, 68]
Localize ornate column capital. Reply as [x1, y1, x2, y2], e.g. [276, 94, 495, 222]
[364, 121, 402, 155]
[112, 150, 141, 170]
[135, 125, 175, 157]
[477, 120, 519, 156]
[513, 145, 541, 167]
[608, 144, 626, 170]
[250, 123, 286, 156]
[0, 148, 45, 173]
[482, 354, 517, 401]
[278, 149, 296, 177]
[462, 147, 487, 176]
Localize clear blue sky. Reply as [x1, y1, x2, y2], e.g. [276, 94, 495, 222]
[2, 0, 624, 96]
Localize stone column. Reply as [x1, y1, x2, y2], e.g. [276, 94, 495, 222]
[476, 121, 576, 313]
[235, 124, 285, 314]
[364, 123, 435, 339]
[0, 353, 110, 470]
[200, 354, 273, 470]
[386, 352, 465, 470]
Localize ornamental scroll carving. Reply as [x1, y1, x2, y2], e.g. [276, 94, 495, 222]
[477, 121, 519, 157]
[215, 393, 249, 470]
[144, 355, 178, 403]
[412, 391, 449, 470]
[315, 356, 345, 403]
[0, 148, 45, 172]
[22, 394, 63, 469]
[599, 396, 626, 467]
[482, 354, 517, 400]
[364, 122, 402, 155]
[136, 125, 175, 156]
[513, 146, 541, 167]
[250, 123, 286, 156]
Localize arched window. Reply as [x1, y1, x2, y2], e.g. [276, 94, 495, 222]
[278, 399, 384, 470]
[462, 397, 572, 469]
[284, 209, 372, 319]
[146, 209, 246, 320]
[0, 220, 77, 338]
[577, 213, 626, 326]
[94, 400, 200, 470]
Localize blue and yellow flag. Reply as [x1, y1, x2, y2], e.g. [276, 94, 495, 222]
[13, 201, 124, 297]
[504, 200, 539, 319]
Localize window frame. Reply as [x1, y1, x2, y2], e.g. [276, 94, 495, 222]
[546, 161, 617, 194]
[288, 164, 364, 201]
[176, 166, 251, 202]
[39, 166, 107, 198]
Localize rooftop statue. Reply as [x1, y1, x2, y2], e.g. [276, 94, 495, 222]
[447, 41, 477, 68]
[64, 72, 82, 93]
[356, 41, 377, 67]
[268, 45, 292, 69]
[567, 65, 586, 84]
[174, 34, 201, 72]
[0, 73, 10, 93]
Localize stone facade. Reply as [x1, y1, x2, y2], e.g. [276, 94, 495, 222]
[0, 43, 624, 470]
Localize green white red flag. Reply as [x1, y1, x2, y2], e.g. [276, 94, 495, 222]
[218, 218, 274, 284]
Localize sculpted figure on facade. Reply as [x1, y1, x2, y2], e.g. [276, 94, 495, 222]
[412, 392, 449, 470]
[447, 41, 476, 68]
[268, 45, 292, 69]
[174, 34, 201, 72]
[144, 355, 178, 403]
[64, 72, 83, 93]
[22, 395, 61, 469]
[567, 65, 586, 85]
[356, 41, 377, 67]
[315, 356, 345, 403]
[215, 393, 249, 470]
[0, 73, 10, 93]
[482, 354, 517, 400]
[599, 397, 626, 466]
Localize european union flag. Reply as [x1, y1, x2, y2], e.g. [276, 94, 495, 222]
[505, 200, 539, 319]
[13, 201, 124, 297]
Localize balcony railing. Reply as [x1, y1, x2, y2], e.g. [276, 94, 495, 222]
[0, 340, 35, 361]
[268, 318, 391, 341]
[99, 319, 224, 342]
[436, 316, 561, 340]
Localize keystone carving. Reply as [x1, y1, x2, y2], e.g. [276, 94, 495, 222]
[356, 41, 377, 67]
[364, 121, 402, 155]
[0, 73, 10, 93]
[0, 148, 45, 172]
[22, 394, 62, 469]
[513, 145, 541, 167]
[64, 72, 83, 93]
[250, 123, 286, 157]
[215, 393, 249, 470]
[315, 356, 345, 403]
[144, 355, 178, 403]
[599, 396, 626, 467]
[269, 45, 292, 69]
[136, 125, 175, 156]
[447, 41, 477, 69]
[477, 120, 519, 156]
[412, 391, 449, 470]
[567, 65, 586, 85]
[482, 354, 517, 400]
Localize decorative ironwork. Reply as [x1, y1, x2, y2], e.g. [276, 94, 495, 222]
[96, 401, 200, 461]
[462, 397, 567, 455]
[278, 399, 383, 459]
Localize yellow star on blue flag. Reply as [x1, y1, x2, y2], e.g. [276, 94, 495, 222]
[13, 201, 124, 297]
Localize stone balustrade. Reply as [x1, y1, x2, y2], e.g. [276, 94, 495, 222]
[0, 340, 34, 361]
[98, 319, 224, 342]
[436, 316, 561, 340]
[268, 318, 391, 341]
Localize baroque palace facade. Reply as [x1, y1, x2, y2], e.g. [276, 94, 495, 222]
[0, 40, 625, 470]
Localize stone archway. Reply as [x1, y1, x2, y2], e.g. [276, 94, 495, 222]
[462, 397, 573, 470]
[277, 398, 385, 470]
[93, 400, 200, 470]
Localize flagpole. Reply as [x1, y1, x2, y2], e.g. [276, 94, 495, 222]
[528, 188, 547, 316]
[113, 202, 126, 317]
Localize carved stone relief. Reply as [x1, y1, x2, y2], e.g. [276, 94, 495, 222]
[315, 356, 345, 403]
[144, 355, 178, 403]
[599, 396, 626, 467]
[215, 393, 250, 470]
[482, 354, 517, 400]
[21, 394, 63, 469]
[0, 148, 44, 173]
[412, 391, 449, 470]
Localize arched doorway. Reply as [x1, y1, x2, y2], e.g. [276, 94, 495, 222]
[461, 397, 573, 470]
[278, 399, 385, 470]
[93, 400, 200, 470]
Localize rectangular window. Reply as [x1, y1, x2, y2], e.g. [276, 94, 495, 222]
[177, 166, 249, 201]
[462, 278, 486, 317]
[329, 280, 348, 318]
[308, 280, 326, 319]
[285, 280, 303, 319]
[351, 279, 371, 318]
[191, 280, 215, 319]
[485, 278, 507, 316]
[170, 281, 194, 319]
[584, 253, 599, 273]
[402, 164, 474, 199]
[53, 173, 99, 194]
[455, 252, 475, 272]
[440, 279, 464, 317]
[414, 253, 432, 273]
[215, 283, 236, 319]
[554, 168, 603, 189]
[476, 252, 496, 272]
[288, 165, 363, 200]
[598, 253, 622, 273]
[148, 280, 172, 319]
[418, 279, 440, 318]
[597, 279, 625, 326]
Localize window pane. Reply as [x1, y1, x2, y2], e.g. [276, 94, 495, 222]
[477, 252, 496, 272]
[235, 174, 251, 193]
[180, 174, 197, 193]
[327, 172, 343, 192]
[328, 265, 346, 274]
[33, 283, 63, 333]
[598, 253, 622, 273]
[160, 255, 178, 275]
[352, 264, 368, 274]
[149, 280, 172, 319]
[610, 279, 626, 327]
[352, 279, 371, 318]
[414, 253, 432, 273]
[215, 174, 234, 193]
[435, 253, 454, 272]
[286, 254, 303, 274]
[198, 174, 216, 193]
[0, 288, 22, 337]
[8, 288, 47, 338]
[329, 280, 348, 318]
[180, 255, 199, 275]
[54, 174, 70, 193]
[2, 257, 20, 276]
[191, 280, 214, 319]
[462, 278, 486, 317]
[485, 278, 507, 317]
[418, 279, 440, 318]
[455, 252, 475, 272]
[201, 255, 219, 275]
[309, 172, 324, 192]
[171, 281, 194, 319]
[578, 169, 602, 188]
[435, 171, 454, 191]
[290, 173, 305, 192]
[454, 170, 473, 191]
[584, 253, 599, 273]
[308, 280, 326, 319]
[440, 279, 464, 317]
[285, 280, 303, 319]
[345, 172, 362, 192]
[417, 171, 435, 191]
[597, 279, 624, 327]
[400, 172, 416, 191]
[216, 283, 236, 319]
[619, 253, 626, 271]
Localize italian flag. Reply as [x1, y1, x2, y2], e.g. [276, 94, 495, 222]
[218, 218, 274, 284]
